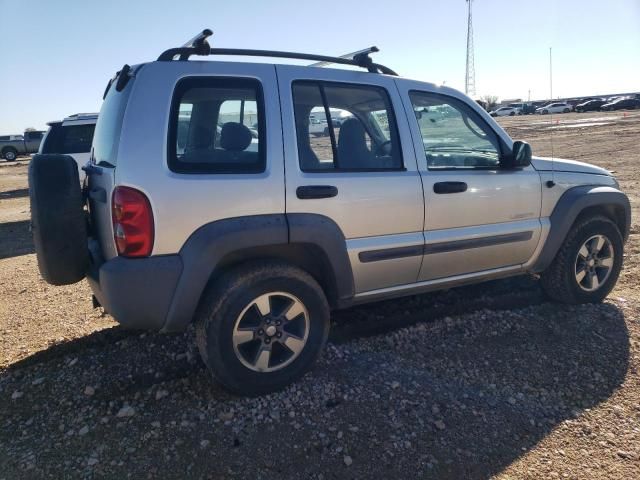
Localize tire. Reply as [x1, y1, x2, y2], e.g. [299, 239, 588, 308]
[541, 110, 548, 115]
[563, 108, 570, 113]
[195, 261, 330, 396]
[540, 216, 623, 304]
[28, 154, 88, 285]
[3, 148, 18, 161]
[509, 112, 515, 116]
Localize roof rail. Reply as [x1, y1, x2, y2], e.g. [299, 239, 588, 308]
[157, 28, 398, 76]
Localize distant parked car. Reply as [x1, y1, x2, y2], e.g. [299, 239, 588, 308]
[39, 113, 98, 181]
[490, 106, 520, 117]
[536, 103, 571, 114]
[308, 116, 329, 136]
[575, 100, 606, 113]
[600, 98, 640, 111]
[0, 130, 45, 161]
[509, 103, 537, 115]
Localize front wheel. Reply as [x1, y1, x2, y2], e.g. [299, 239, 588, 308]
[541, 216, 623, 304]
[563, 108, 570, 113]
[195, 261, 330, 396]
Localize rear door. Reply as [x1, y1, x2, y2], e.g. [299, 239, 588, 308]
[277, 66, 425, 293]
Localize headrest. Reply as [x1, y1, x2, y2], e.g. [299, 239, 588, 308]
[220, 122, 253, 152]
[338, 118, 367, 147]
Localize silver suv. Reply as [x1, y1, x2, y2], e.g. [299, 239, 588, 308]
[29, 30, 630, 395]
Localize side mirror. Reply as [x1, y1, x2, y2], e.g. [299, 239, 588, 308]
[505, 140, 532, 168]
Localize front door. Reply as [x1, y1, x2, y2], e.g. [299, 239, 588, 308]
[276, 66, 425, 293]
[397, 83, 542, 281]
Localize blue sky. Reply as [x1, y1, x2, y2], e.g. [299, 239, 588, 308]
[1, 0, 639, 132]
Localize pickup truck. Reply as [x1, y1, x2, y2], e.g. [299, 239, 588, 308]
[0, 130, 46, 161]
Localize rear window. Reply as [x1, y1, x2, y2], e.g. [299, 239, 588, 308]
[92, 74, 133, 166]
[41, 124, 95, 154]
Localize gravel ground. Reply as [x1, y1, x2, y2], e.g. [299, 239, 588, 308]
[1, 111, 639, 479]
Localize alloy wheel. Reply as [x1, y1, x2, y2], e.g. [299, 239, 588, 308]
[232, 292, 310, 372]
[574, 234, 614, 292]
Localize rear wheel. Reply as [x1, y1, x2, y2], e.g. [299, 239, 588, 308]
[195, 261, 330, 396]
[2, 148, 17, 161]
[563, 108, 570, 113]
[541, 216, 623, 304]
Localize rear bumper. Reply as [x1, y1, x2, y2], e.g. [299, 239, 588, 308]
[87, 247, 183, 331]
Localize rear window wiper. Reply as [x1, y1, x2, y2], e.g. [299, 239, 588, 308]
[102, 64, 132, 99]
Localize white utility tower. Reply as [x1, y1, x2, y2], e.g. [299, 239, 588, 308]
[465, 0, 476, 96]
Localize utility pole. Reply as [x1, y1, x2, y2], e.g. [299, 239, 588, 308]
[549, 47, 553, 101]
[465, 0, 476, 96]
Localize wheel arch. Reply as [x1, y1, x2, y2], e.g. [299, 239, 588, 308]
[531, 185, 631, 273]
[2, 146, 18, 155]
[161, 213, 354, 332]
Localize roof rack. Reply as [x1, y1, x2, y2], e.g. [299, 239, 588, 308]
[157, 29, 398, 76]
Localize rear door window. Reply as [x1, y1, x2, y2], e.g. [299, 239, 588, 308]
[292, 81, 403, 172]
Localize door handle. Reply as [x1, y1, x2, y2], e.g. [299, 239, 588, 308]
[433, 181, 467, 194]
[296, 185, 338, 199]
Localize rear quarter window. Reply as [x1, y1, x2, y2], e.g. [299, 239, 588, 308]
[167, 77, 266, 174]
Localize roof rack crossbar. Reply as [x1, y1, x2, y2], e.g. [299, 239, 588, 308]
[177, 29, 213, 61]
[308, 46, 379, 68]
[157, 30, 397, 75]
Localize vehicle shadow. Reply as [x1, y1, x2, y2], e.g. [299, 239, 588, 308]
[1, 280, 629, 479]
[0, 220, 34, 259]
[0, 188, 29, 200]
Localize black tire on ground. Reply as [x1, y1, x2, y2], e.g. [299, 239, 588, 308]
[540, 215, 623, 304]
[195, 261, 330, 396]
[28, 154, 88, 285]
[509, 111, 515, 116]
[563, 108, 570, 113]
[2, 148, 18, 161]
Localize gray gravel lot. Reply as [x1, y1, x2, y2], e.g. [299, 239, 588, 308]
[0, 282, 635, 479]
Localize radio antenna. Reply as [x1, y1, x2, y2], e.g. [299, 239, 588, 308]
[548, 46, 556, 186]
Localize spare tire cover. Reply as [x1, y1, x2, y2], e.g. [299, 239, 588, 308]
[28, 154, 89, 285]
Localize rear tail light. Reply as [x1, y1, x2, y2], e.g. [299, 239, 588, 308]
[111, 186, 154, 257]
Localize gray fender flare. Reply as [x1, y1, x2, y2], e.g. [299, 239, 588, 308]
[161, 213, 354, 332]
[532, 185, 631, 273]
[287, 213, 355, 306]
